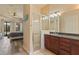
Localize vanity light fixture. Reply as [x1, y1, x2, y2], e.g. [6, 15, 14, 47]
[49, 11, 61, 18]
[49, 14, 55, 18]
[53, 13, 58, 17]
[56, 12, 61, 16]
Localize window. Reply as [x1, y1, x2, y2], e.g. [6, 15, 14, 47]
[16, 23, 20, 31]
[4, 22, 10, 36]
[16, 23, 23, 32]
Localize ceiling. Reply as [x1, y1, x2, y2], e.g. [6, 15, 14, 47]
[1, 4, 77, 19]
[31, 4, 46, 9]
[30, 4, 79, 15]
[30, 4, 47, 12]
[49, 4, 79, 13]
[0, 4, 23, 18]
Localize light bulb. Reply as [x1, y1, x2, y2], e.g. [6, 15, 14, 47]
[49, 14, 54, 18]
[57, 12, 61, 16]
[53, 14, 57, 17]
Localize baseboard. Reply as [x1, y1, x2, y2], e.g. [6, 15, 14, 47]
[22, 46, 29, 55]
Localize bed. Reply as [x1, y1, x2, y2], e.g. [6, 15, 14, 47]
[8, 32, 23, 40]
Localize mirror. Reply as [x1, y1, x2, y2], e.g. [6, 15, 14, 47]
[49, 12, 60, 32]
[41, 10, 61, 33]
[41, 15, 49, 30]
[60, 9, 79, 34]
[49, 16, 56, 32]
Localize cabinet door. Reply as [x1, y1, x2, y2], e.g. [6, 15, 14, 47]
[44, 35, 59, 54]
[51, 36, 59, 54]
[44, 35, 51, 50]
[59, 49, 70, 55]
[71, 39, 79, 55]
[59, 37, 71, 55]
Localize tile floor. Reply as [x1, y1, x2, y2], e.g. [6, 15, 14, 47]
[0, 37, 27, 55]
[32, 49, 55, 55]
[0, 37, 55, 55]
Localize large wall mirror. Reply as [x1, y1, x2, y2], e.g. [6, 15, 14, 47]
[60, 9, 79, 34]
[41, 15, 49, 30]
[41, 11, 61, 32]
[41, 9, 79, 34]
[49, 12, 60, 32]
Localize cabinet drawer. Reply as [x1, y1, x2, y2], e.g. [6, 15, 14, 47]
[60, 38, 70, 43]
[71, 45, 79, 55]
[51, 48, 59, 54]
[44, 35, 51, 50]
[60, 42, 70, 48]
[59, 49, 71, 55]
[71, 39, 79, 46]
[60, 45, 70, 52]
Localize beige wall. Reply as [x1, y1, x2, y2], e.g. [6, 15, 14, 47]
[23, 4, 31, 54]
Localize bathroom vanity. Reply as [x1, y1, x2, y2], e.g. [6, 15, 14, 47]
[44, 33, 79, 55]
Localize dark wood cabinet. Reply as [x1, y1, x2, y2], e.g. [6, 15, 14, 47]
[44, 35, 59, 54]
[44, 35, 51, 51]
[59, 37, 71, 55]
[59, 49, 70, 55]
[44, 34, 79, 55]
[71, 39, 79, 55]
[51, 36, 59, 54]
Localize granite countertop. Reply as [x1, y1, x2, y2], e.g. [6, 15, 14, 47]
[46, 33, 79, 40]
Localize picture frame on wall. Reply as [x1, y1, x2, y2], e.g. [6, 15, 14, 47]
[24, 14, 29, 21]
